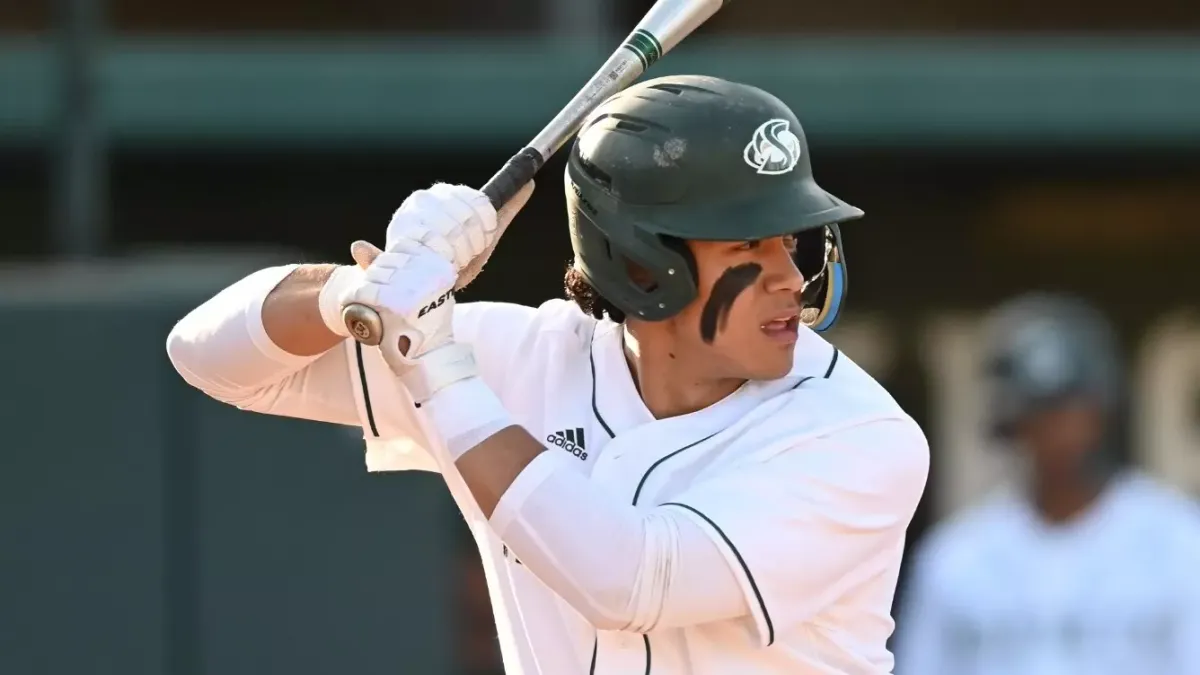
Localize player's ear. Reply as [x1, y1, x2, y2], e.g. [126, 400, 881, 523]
[350, 240, 383, 270]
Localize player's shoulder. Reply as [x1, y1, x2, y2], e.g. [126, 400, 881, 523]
[772, 332, 926, 456]
[785, 327, 910, 422]
[726, 344, 929, 495]
[455, 298, 596, 350]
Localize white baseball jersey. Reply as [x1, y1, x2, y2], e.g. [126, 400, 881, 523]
[167, 265, 929, 675]
[894, 471, 1200, 675]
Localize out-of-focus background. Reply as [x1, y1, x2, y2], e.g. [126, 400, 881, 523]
[2, 1, 1199, 674]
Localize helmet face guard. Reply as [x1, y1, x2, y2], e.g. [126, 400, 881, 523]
[795, 223, 847, 333]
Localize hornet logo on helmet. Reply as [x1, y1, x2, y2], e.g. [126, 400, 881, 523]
[743, 119, 802, 175]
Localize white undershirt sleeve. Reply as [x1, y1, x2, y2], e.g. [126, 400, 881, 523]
[166, 264, 361, 426]
[488, 451, 750, 633]
[487, 417, 929, 643]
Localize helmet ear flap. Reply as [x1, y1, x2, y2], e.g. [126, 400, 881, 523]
[568, 202, 700, 321]
[658, 236, 698, 288]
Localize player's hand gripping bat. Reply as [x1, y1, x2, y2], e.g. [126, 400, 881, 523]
[341, 0, 735, 347]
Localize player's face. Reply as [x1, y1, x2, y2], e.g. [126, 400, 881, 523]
[1016, 398, 1107, 484]
[672, 235, 806, 381]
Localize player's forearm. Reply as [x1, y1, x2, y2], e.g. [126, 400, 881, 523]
[421, 376, 546, 516]
[167, 264, 333, 400]
[487, 450, 749, 631]
[454, 425, 546, 516]
[421, 377, 748, 632]
[260, 263, 344, 357]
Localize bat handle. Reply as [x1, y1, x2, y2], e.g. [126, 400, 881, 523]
[481, 147, 545, 209]
[343, 146, 549, 346]
[343, 303, 384, 347]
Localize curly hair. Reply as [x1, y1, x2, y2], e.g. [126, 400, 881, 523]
[564, 265, 627, 323]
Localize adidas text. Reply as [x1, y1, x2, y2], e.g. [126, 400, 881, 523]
[546, 428, 587, 461]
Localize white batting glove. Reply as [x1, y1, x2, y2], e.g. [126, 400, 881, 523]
[385, 181, 534, 290]
[318, 241, 479, 402]
[386, 184, 497, 273]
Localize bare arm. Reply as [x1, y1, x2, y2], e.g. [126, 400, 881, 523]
[166, 263, 360, 425]
[455, 425, 544, 517]
[261, 263, 344, 357]
[419, 378, 750, 632]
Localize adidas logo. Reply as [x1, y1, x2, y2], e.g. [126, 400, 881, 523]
[546, 427, 587, 461]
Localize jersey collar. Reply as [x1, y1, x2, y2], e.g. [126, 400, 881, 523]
[589, 322, 838, 437]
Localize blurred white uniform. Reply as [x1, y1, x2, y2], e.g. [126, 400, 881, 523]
[168, 265, 929, 675]
[894, 472, 1200, 675]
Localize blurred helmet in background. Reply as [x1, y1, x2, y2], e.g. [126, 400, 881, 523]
[982, 292, 1126, 470]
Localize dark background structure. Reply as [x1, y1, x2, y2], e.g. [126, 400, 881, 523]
[2, 2, 1199, 673]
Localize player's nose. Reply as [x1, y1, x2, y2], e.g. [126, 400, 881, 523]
[761, 239, 805, 295]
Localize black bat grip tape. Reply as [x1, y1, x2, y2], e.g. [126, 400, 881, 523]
[482, 147, 545, 210]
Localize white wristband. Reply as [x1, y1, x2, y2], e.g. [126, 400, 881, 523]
[318, 265, 362, 337]
[423, 376, 514, 461]
[401, 342, 478, 403]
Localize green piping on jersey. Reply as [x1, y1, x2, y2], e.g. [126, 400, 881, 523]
[661, 501, 776, 646]
[585, 339, 841, 670]
[354, 342, 379, 437]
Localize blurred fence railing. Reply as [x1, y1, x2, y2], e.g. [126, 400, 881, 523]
[4, 36, 1200, 150]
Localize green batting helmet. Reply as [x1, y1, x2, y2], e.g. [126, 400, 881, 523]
[565, 74, 863, 328]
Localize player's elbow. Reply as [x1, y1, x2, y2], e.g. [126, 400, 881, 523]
[564, 514, 678, 633]
[165, 319, 253, 406]
[166, 319, 211, 391]
[525, 532, 648, 632]
[573, 584, 639, 633]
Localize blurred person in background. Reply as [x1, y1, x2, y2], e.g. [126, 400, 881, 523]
[893, 292, 1200, 675]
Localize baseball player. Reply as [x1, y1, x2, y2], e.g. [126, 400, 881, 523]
[893, 294, 1200, 675]
[168, 75, 929, 674]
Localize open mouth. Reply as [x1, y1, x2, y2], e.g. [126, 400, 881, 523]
[760, 313, 800, 341]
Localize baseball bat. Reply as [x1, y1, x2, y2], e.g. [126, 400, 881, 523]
[342, 0, 734, 346]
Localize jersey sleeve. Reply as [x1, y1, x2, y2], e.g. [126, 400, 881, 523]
[166, 264, 363, 427]
[658, 417, 930, 647]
